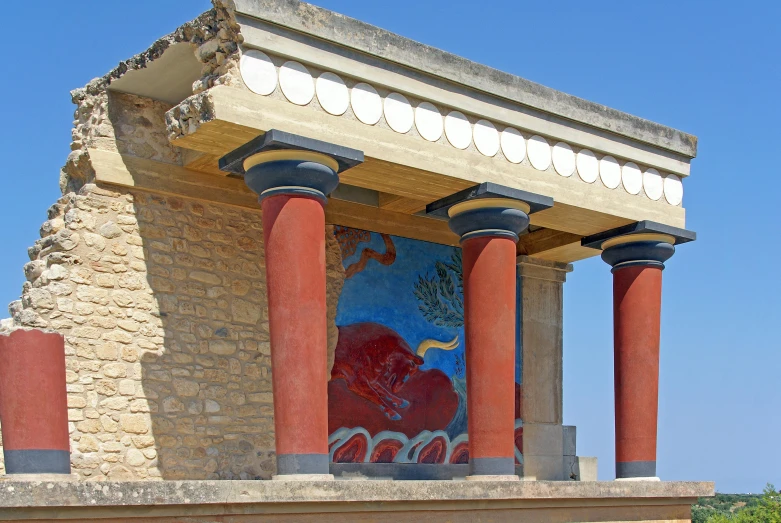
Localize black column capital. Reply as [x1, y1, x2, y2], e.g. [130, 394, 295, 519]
[426, 182, 553, 243]
[219, 129, 364, 203]
[582, 221, 696, 272]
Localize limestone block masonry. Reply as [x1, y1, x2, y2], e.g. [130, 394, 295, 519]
[0, 184, 345, 480]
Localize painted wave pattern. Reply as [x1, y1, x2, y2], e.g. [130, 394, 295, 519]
[329, 420, 524, 465]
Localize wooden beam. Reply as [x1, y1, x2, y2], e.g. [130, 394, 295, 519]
[89, 148, 259, 209]
[89, 149, 600, 262]
[327, 200, 457, 246]
[516, 228, 595, 263]
[530, 202, 634, 236]
[182, 150, 225, 177]
[88, 149, 459, 247]
[517, 229, 581, 257]
[168, 87, 685, 236]
[532, 242, 598, 263]
[378, 193, 429, 214]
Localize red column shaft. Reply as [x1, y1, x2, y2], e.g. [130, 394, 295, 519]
[462, 236, 517, 467]
[0, 330, 70, 471]
[261, 194, 329, 461]
[613, 265, 662, 474]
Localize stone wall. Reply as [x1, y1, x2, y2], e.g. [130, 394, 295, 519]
[2, 184, 344, 480]
[60, 0, 241, 194]
[0, 1, 322, 479]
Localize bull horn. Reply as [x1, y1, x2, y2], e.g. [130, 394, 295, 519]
[416, 336, 459, 357]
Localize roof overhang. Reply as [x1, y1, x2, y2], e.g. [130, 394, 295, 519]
[94, 1, 699, 265]
[107, 42, 201, 105]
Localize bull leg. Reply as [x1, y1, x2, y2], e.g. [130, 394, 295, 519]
[350, 376, 402, 420]
[374, 381, 410, 409]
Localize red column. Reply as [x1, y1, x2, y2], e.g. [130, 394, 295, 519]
[586, 223, 690, 480]
[0, 329, 70, 475]
[462, 236, 517, 477]
[613, 265, 662, 479]
[261, 194, 330, 476]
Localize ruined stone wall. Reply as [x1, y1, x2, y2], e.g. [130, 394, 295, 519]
[61, 0, 241, 194]
[2, 184, 344, 480]
[0, 0, 346, 480]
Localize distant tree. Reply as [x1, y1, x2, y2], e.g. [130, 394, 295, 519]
[692, 504, 711, 523]
[704, 484, 781, 522]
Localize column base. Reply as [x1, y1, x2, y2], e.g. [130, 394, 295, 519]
[616, 460, 656, 479]
[469, 457, 516, 476]
[276, 454, 330, 476]
[465, 475, 520, 482]
[272, 474, 335, 481]
[616, 477, 661, 482]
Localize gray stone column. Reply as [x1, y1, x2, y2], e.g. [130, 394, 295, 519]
[517, 256, 572, 480]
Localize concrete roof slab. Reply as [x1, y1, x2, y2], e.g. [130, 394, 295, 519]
[232, 0, 697, 158]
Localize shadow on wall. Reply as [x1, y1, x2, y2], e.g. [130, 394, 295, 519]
[5, 90, 351, 480]
[8, 183, 344, 481]
[135, 192, 275, 480]
[107, 92, 280, 479]
[133, 191, 345, 480]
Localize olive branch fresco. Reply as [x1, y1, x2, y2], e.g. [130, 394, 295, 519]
[412, 250, 464, 328]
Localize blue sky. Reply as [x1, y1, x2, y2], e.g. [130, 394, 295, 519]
[1, 1, 778, 492]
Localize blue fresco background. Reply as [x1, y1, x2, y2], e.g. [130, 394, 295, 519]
[335, 229, 523, 385]
[336, 232, 466, 378]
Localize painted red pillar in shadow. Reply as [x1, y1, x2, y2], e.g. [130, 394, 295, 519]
[219, 130, 364, 476]
[261, 194, 330, 475]
[0, 329, 71, 475]
[613, 265, 663, 479]
[462, 235, 518, 476]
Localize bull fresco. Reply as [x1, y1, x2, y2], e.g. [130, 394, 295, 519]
[328, 227, 523, 465]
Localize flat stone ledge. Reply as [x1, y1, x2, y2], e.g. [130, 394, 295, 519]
[0, 479, 714, 509]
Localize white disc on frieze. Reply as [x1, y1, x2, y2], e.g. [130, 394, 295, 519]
[500, 128, 526, 164]
[279, 61, 314, 105]
[643, 168, 664, 200]
[552, 142, 575, 177]
[621, 161, 642, 194]
[599, 155, 621, 189]
[415, 102, 443, 142]
[316, 72, 349, 115]
[351, 82, 383, 125]
[240, 49, 277, 96]
[576, 149, 599, 183]
[474, 119, 500, 157]
[384, 92, 414, 133]
[664, 174, 683, 205]
[527, 135, 552, 171]
[444, 111, 472, 149]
